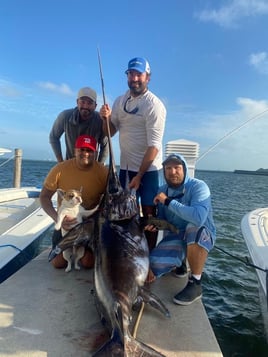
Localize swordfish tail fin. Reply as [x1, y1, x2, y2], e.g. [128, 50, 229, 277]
[125, 336, 166, 357]
[92, 335, 123, 357]
[92, 333, 166, 357]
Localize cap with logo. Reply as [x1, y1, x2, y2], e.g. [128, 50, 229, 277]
[77, 87, 97, 102]
[125, 57, 151, 74]
[75, 135, 97, 152]
[162, 154, 184, 166]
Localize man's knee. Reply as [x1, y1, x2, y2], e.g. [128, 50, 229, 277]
[51, 253, 67, 269]
[80, 249, 95, 269]
[185, 225, 213, 252]
[51, 248, 95, 269]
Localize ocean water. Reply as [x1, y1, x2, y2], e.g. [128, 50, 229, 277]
[1, 158, 268, 356]
[0, 158, 56, 189]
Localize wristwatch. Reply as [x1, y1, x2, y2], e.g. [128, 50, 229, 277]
[164, 198, 172, 206]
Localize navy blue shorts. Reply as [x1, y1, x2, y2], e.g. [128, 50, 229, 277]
[119, 169, 159, 206]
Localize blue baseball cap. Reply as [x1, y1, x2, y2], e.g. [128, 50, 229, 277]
[125, 57, 151, 74]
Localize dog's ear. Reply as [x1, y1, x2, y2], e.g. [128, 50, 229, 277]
[57, 188, 65, 199]
[79, 186, 83, 194]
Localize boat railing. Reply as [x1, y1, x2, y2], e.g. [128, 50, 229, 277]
[0, 154, 14, 168]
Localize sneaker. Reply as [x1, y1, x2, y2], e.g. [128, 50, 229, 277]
[173, 277, 202, 305]
[173, 260, 188, 278]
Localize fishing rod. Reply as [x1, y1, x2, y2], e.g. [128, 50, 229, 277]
[197, 108, 268, 162]
[97, 47, 120, 190]
[97, 46, 106, 106]
[97, 46, 113, 149]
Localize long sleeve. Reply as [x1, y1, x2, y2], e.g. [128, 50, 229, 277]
[49, 111, 66, 161]
[97, 136, 109, 164]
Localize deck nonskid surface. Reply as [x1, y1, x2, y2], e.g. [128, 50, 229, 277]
[0, 249, 222, 357]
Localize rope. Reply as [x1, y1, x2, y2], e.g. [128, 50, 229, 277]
[214, 244, 268, 308]
[0, 244, 23, 252]
[132, 301, 145, 338]
[0, 244, 32, 261]
[214, 245, 268, 273]
[0, 155, 14, 168]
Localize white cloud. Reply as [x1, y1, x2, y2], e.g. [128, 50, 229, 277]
[197, 0, 268, 28]
[0, 79, 22, 97]
[237, 96, 268, 113]
[249, 52, 268, 74]
[37, 81, 74, 96]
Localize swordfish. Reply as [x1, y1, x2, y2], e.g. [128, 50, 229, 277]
[92, 116, 170, 357]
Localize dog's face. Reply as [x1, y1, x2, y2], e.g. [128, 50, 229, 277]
[57, 189, 83, 208]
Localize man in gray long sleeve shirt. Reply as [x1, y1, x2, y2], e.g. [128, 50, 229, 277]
[49, 87, 108, 164]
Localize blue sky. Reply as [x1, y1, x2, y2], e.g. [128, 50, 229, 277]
[0, 0, 268, 171]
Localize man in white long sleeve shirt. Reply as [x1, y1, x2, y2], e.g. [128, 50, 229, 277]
[100, 57, 166, 250]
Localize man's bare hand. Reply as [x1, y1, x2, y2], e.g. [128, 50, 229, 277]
[100, 104, 111, 120]
[153, 192, 168, 205]
[61, 215, 77, 231]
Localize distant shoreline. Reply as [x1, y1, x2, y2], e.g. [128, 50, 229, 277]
[233, 168, 268, 176]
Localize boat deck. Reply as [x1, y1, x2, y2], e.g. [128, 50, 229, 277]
[0, 188, 55, 279]
[0, 188, 40, 232]
[0, 249, 222, 357]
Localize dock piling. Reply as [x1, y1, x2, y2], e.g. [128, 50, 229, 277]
[13, 148, 22, 188]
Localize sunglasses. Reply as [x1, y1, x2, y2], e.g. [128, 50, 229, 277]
[165, 187, 184, 200]
[123, 96, 139, 114]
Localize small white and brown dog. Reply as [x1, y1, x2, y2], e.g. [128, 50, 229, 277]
[55, 188, 96, 272]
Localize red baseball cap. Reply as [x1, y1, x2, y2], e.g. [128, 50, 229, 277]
[75, 135, 97, 151]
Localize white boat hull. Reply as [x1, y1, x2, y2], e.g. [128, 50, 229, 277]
[241, 207, 268, 298]
[0, 187, 55, 282]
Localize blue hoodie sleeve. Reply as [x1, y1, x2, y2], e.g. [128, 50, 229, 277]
[155, 184, 168, 219]
[167, 180, 212, 227]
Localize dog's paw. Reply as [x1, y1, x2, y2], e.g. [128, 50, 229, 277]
[65, 265, 72, 273]
[74, 264, 81, 271]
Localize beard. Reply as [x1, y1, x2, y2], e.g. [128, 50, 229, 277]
[165, 175, 184, 188]
[128, 81, 147, 96]
[79, 108, 93, 120]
